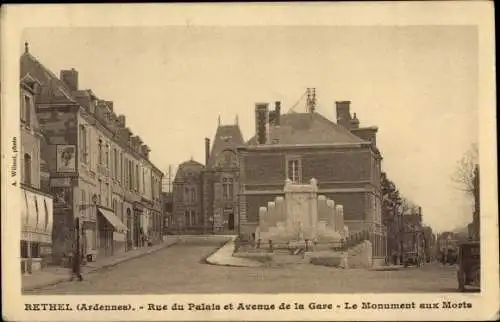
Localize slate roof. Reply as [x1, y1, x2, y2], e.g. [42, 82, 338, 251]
[174, 159, 205, 182]
[246, 111, 365, 145]
[20, 52, 76, 103]
[208, 124, 244, 167]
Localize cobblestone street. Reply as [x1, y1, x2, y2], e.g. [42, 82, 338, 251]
[25, 240, 461, 294]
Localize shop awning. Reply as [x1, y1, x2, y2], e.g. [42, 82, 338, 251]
[97, 208, 128, 233]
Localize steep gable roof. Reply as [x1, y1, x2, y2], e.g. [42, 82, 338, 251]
[208, 124, 244, 167]
[247, 111, 365, 145]
[20, 52, 76, 103]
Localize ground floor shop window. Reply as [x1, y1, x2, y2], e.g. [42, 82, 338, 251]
[31, 242, 40, 258]
[21, 240, 28, 258]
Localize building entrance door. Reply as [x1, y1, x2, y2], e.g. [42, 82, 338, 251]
[228, 213, 234, 230]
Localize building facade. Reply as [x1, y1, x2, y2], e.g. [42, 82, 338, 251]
[21, 44, 164, 265]
[172, 93, 386, 259]
[20, 73, 54, 273]
[172, 119, 243, 234]
[237, 100, 385, 258]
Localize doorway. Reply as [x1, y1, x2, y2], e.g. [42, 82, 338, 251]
[228, 213, 235, 230]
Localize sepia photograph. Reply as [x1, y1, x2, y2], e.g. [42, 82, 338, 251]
[2, 2, 498, 321]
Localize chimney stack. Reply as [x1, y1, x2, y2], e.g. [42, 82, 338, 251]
[275, 101, 281, 125]
[60, 68, 78, 91]
[335, 101, 352, 129]
[118, 115, 126, 127]
[205, 138, 210, 166]
[255, 103, 269, 144]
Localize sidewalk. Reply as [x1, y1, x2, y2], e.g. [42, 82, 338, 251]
[22, 239, 178, 292]
[206, 237, 263, 268]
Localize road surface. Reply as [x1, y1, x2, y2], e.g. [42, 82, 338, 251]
[26, 239, 462, 294]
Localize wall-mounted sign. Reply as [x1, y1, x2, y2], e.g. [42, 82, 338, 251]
[56, 145, 76, 172]
[50, 177, 72, 187]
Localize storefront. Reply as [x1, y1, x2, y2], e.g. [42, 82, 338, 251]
[96, 206, 128, 258]
[21, 187, 53, 274]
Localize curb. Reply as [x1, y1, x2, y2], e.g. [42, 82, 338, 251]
[22, 240, 178, 292]
[84, 240, 179, 274]
[200, 239, 231, 265]
[205, 239, 264, 268]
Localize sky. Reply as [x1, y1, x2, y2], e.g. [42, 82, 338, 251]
[22, 26, 478, 233]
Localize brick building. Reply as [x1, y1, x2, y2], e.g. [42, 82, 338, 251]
[20, 72, 54, 273]
[237, 100, 385, 258]
[172, 93, 386, 259]
[21, 43, 164, 264]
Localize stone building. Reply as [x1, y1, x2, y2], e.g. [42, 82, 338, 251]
[237, 100, 386, 259]
[21, 43, 164, 264]
[20, 72, 54, 273]
[172, 118, 243, 234]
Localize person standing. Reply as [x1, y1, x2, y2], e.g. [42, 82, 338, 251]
[71, 251, 83, 281]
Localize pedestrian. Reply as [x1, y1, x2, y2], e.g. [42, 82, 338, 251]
[71, 251, 83, 281]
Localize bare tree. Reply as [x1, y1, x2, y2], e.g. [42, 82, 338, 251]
[452, 143, 479, 197]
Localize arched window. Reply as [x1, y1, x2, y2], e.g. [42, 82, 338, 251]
[23, 153, 31, 185]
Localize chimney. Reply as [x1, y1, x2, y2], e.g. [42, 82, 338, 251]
[336, 101, 352, 129]
[275, 101, 281, 125]
[60, 68, 78, 91]
[118, 115, 126, 127]
[350, 113, 360, 129]
[255, 103, 269, 144]
[205, 138, 210, 166]
[105, 101, 114, 112]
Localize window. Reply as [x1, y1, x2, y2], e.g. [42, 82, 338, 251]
[222, 177, 234, 201]
[142, 169, 145, 194]
[185, 210, 190, 226]
[119, 153, 123, 182]
[190, 188, 196, 202]
[112, 199, 117, 215]
[135, 164, 139, 191]
[105, 144, 109, 169]
[287, 159, 302, 183]
[21, 241, 28, 258]
[79, 125, 87, 163]
[106, 183, 110, 207]
[190, 211, 196, 226]
[98, 179, 103, 205]
[20, 94, 26, 123]
[23, 153, 31, 185]
[128, 161, 133, 190]
[98, 139, 103, 164]
[114, 149, 119, 180]
[24, 95, 31, 127]
[81, 190, 86, 216]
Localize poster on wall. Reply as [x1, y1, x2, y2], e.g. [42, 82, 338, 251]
[56, 145, 76, 172]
